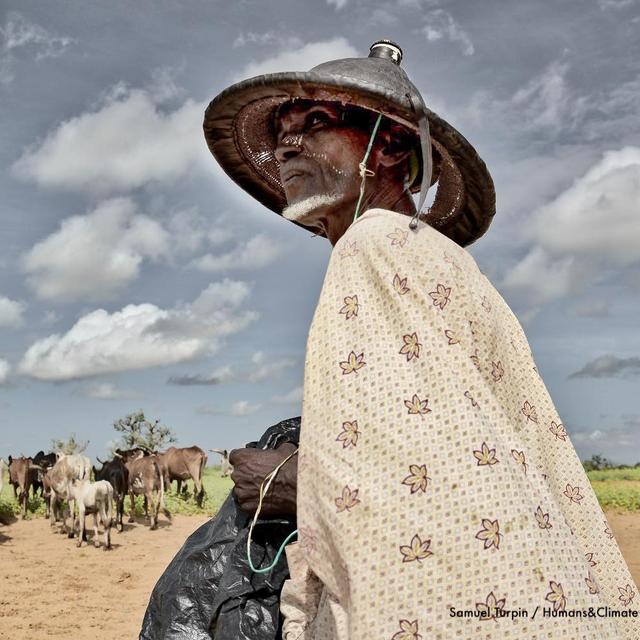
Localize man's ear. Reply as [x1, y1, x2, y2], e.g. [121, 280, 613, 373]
[371, 129, 411, 170]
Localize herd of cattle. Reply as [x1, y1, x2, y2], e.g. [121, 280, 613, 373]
[0, 446, 233, 549]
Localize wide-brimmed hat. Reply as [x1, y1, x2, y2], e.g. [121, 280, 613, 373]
[203, 40, 495, 247]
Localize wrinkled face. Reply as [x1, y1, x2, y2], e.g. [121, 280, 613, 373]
[274, 101, 371, 219]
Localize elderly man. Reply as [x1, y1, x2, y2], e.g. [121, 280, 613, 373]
[143, 41, 638, 639]
[214, 40, 639, 639]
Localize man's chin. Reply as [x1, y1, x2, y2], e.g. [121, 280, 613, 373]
[282, 194, 341, 228]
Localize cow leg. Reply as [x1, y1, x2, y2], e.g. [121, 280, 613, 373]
[176, 478, 182, 495]
[187, 461, 206, 507]
[93, 512, 100, 548]
[116, 492, 124, 532]
[50, 494, 59, 528]
[76, 503, 84, 546]
[143, 496, 149, 518]
[147, 491, 157, 529]
[128, 491, 135, 523]
[102, 497, 112, 549]
[20, 488, 28, 519]
[67, 498, 76, 538]
[193, 477, 205, 507]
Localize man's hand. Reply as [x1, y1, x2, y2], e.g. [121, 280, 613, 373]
[228, 442, 298, 516]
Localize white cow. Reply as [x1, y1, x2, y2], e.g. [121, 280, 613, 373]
[69, 479, 113, 549]
[209, 448, 233, 478]
[44, 453, 92, 537]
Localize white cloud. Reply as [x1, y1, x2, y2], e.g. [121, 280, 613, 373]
[19, 279, 258, 381]
[327, 0, 348, 9]
[0, 12, 73, 84]
[597, 0, 636, 9]
[168, 352, 295, 385]
[0, 295, 25, 327]
[22, 198, 170, 302]
[195, 404, 221, 415]
[571, 425, 640, 465]
[81, 382, 142, 400]
[0, 359, 10, 385]
[422, 10, 474, 56]
[168, 365, 236, 386]
[233, 32, 284, 48]
[271, 385, 303, 404]
[230, 400, 261, 416]
[12, 84, 207, 194]
[511, 61, 571, 129]
[503, 147, 640, 309]
[569, 355, 640, 379]
[235, 38, 358, 79]
[248, 351, 296, 382]
[465, 61, 575, 135]
[191, 234, 282, 272]
[166, 208, 234, 256]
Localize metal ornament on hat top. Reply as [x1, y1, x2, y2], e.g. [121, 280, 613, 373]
[369, 39, 403, 65]
[366, 39, 433, 231]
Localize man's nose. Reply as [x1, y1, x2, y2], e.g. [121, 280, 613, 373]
[274, 137, 303, 164]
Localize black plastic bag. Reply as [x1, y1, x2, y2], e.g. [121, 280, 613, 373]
[140, 417, 301, 640]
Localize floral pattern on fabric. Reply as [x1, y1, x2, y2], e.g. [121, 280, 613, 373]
[280, 209, 638, 640]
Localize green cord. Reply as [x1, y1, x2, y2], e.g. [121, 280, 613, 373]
[248, 527, 299, 574]
[352, 113, 384, 224]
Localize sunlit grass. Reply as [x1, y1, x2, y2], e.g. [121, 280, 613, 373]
[3, 465, 640, 521]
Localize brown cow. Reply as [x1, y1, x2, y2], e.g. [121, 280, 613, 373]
[93, 456, 129, 531]
[7, 456, 37, 519]
[116, 450, 170, 529]
[32, 451, 57, 517]
[156, 446, 208, 506]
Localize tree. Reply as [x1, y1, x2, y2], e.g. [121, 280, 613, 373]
[113, 411, 176, 452]
[583, 453, 613, 472]
[51, 433, 89, 455]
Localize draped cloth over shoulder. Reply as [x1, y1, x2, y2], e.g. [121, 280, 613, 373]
[281, 208, 639, 639]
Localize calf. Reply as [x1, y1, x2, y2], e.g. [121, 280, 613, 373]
[7, 456, 35, 518]
[45, 453, 91, 537]
[93, 457, 128, 532]
[69, 478, 113, 549]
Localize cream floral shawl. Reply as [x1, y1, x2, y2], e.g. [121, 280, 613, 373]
[280, 208, 638, 639]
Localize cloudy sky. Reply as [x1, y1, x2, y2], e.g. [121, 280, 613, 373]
[1, 0, 639, 464]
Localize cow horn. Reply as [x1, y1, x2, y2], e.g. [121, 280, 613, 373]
[96, 456, 106, 464]
[113, 451, 123, 459]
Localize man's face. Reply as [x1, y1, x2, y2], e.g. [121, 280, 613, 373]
[274, 101, 370, 222]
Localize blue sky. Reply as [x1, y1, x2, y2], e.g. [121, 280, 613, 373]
[0, 0, 639, 463]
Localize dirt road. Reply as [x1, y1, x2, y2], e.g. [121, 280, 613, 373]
[1, 511, 639, 639]
[0, 514, 209, 639]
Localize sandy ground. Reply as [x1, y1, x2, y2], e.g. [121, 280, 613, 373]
[0, 513, 209, 639]
[1, 510, 639, 639]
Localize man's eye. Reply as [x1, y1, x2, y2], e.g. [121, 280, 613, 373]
[306, 113, 331, 129]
